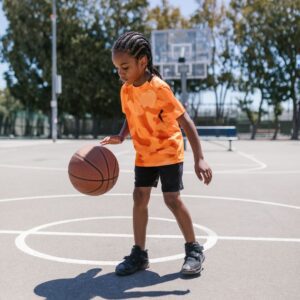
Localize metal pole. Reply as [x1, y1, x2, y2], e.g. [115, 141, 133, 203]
[178, 60, 189, 150]
[51, 0, 57, 142]
[181, 70, 188, 150]
[181, 70, 188, 108]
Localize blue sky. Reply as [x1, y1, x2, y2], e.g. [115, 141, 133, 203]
[0, 0, 198, 89]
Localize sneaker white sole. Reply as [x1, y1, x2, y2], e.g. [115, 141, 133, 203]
[180, 256, 205, 275]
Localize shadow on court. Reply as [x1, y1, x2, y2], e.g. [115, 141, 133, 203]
[34, 268, 190, 299]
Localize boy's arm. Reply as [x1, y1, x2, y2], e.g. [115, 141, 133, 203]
[177, 112, 212, 185]
[119, 119, 130, 141]
[100, 119, 129, 145]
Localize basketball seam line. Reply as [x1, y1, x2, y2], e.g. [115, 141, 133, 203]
[68, 173, 118, 182]
[87, 148, 118, 195]
[86, 175, 117, 195]
[74, 153, 104, 180]
[113, 152, 118, 179]
[98, 147, 110, 193]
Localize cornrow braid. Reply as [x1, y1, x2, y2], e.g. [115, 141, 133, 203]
[113, 31, 162, 79]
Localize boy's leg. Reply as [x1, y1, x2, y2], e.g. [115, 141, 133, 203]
[163, 192, 196, 243]
[163, 192, 205, 275]
[160, 163, 204, 275]
[133, 187, 152, 250]
[115, 187, 151, 276]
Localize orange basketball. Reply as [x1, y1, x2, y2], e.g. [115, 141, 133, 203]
[68, 144, 119, 196]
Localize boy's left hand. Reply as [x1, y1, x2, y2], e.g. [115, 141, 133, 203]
[195, 159, 212, 185]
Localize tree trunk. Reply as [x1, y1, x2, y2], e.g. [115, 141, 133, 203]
[75, 116, 80, 139]
[291, 100, 300, 140]
[0, 116, 3, 135]
[272, 114, 279, 140]
[24, 110, 31, 136]
[11, 112, 17, 136]
[48, 112, 52, 139]
[3, 116, 9, 135]
[290, 84, 299, 139]
[92, 115, 99, 139]
[250, 123, 257, 140]
[250, 96, 265, 140]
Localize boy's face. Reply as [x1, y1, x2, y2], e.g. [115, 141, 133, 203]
[112, 51, 147, 84]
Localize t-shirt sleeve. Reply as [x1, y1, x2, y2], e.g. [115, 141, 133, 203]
[158, 86, 186, 120]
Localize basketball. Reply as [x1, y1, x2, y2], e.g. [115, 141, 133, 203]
[68, 144, 119, 196]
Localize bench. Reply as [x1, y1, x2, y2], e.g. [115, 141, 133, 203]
[183, 126, 238, 151]
[256, 128, 276, 137]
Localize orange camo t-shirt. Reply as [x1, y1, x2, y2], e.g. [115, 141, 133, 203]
[121, 76, 185, 167]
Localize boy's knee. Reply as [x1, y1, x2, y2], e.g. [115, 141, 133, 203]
[133, 188, 150, 207]
[163, 193, 181, 209]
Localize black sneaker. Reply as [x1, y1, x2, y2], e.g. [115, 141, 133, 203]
[115, 245, 149, 276]
[181, 242, 205, 275]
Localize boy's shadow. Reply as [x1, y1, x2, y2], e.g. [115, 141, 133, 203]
[34, 268, 190, 300]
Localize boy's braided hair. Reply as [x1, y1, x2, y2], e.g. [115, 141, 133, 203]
[113, 31, 162, 79]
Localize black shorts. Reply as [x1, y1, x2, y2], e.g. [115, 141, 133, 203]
[134, 162, 184, 192]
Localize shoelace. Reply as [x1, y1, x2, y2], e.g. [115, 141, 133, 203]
[123, 254, 138, 266]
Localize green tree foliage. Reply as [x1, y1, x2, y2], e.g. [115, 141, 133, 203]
[1, 0, 298, 138]
[100, 0, 150, 43]
[147, 0, 189, 30]
[191, 0, 236, 123]
[1, 0, 149, 137]
[1, 0, 52, 113]
[236, 80, 267, 139]
[230, 0, 300, 139]
[0, 88, 23, 135]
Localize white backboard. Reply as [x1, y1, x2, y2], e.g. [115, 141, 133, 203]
[151, 27, 211, 79]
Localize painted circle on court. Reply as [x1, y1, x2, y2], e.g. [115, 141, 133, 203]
[15, 216, 218, 266]
[1, 193, 299, 210]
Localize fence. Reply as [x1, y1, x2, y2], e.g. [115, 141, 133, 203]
[0, 110, 293, 139]
[0, 111, 123, 139]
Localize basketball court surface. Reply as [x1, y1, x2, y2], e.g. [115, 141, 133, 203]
[0, 139, 299, 299]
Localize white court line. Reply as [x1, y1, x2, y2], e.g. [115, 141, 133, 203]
[215, 151, 267, 173]
[119, 169, 300, 175]
[0, 194, 80, 203]
[0, 150, 268, 174]
[235, 170, 300, 175]
[0, 164, 66, 171]
[0, 140, 72, 148]
[0, 193, 299, 210]
[14, 216, 218, 265]
[1, 230, 300, 243]
[1, 164, 299, 175]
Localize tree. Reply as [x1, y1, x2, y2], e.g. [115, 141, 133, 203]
[230, 0, 300, 139]
[147, 0, 189, 30]
[1, 0, 150, 138]
[100, 0, 150, 43]
[236, 80, 267, 139]
[1, 0, 52, 115]
[269, 0, 300, 139]
[191, 0, 236, 123]
[0, 88, 23, 136]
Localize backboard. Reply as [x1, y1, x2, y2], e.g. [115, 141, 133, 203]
[151, 27, 211, 79]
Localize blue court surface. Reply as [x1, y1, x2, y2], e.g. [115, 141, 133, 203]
[0, 139, 299, 299]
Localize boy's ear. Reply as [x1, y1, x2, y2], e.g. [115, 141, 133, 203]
[139, 55, 148, 69]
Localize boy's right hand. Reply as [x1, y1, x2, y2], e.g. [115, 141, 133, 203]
[100, 135, 124, 145]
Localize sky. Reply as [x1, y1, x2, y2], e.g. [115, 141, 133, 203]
[0, 0, 198, 89]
